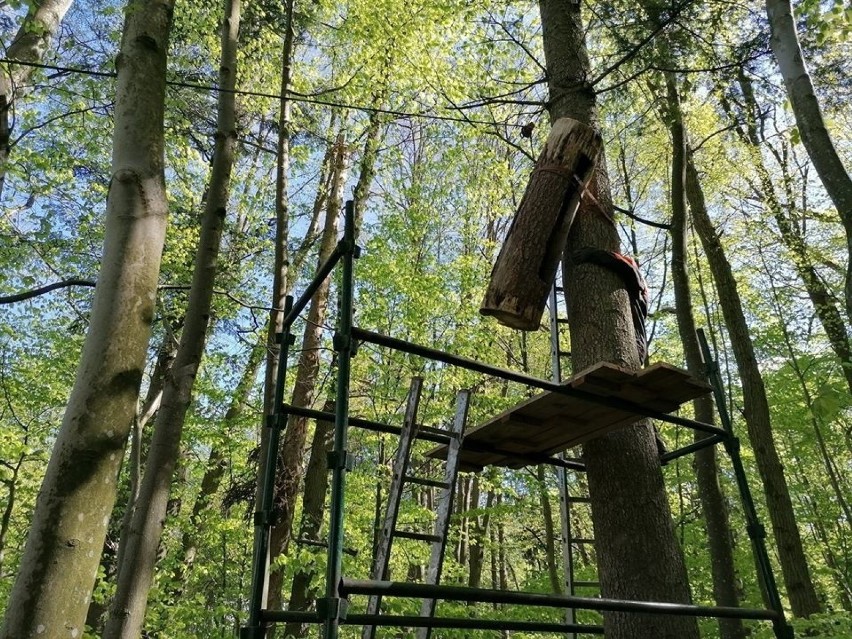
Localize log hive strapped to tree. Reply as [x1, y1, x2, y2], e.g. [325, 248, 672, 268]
[480, 117, 601, 330]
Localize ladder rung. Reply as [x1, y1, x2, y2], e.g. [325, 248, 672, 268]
[566, 496, 592, 504]
[394, 530, 443, 543]
[572, 580, 600, 588]
[557, 350, 572, 357]
[405, 475, 450, 489]
[569, 538, 596, 544]
[555, 318, 570, 324]
[555, 286, 564, 292]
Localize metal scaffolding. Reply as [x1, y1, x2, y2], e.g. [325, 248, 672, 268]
[241, 201, 794, 639]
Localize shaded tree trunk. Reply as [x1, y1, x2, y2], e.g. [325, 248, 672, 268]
[765, 0, 852, 322]
[538, 2, 698, 636]
[281, 401, 334, 638]
[686, 147, 823, 617]
[0, 2, 174, 636]
[0, 0, 74, 200]
[661, 72, 745, 639]
[256, 0, 296, 516]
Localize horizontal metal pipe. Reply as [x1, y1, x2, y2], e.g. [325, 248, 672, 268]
[281, 244, 343, 328]
[259, 610, 604, 634]
[260, 610, 317, 623]
[339, 579, 779, 621]
[661, 434, 726, 465]
[344, 614, 604, 633]
[352, 327, 726, 437]
[280, 403, 452, 445]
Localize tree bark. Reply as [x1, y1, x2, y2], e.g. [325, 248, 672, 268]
[103, 2, 240, 635]
[537, 2, 698, 636]
[765, 0, 852, 322]
[281, 401, 334, 638]
[0, 2, 174, 636]
[662, 72, 745, 639]
[0, 0, 74, 200]
[686, 148, 823, 617]
[481, 118, 601, 330]
[266, 134, 348, 612]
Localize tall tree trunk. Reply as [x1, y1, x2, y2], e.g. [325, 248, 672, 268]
[685, 148, 823, 617]
[256, 0, 296, 545]
[662, 72, 745, 639]
[86, 331, 177, 634]
[266, 134, 348, 612]
[0, 2, 174, 636]
[0, 0, 74, 200]
[537, 2, 698, 636]
[282, 113, 384, 637]
[468, 478, 493, 589]
[103, 2, 241, 635]
[729, 71, 852, 394]
[764, 0, 852, 322]
[176, 339, 264, 586]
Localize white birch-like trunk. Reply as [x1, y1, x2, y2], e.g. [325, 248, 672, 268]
[0, 1, 173, 637]
[765, 0, 852, 322]
[0, 0, 75, 199]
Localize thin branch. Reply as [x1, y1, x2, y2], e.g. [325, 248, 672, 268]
[613, 204, 672, 230]
[0, 278, 95, 304]
[10, 103, 112, 148]
[590, 0, 697, 87]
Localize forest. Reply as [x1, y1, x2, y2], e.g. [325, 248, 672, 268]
[0, 0, 850, 637]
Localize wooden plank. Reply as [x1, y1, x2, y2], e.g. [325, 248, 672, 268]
[426, 360, 711, 470]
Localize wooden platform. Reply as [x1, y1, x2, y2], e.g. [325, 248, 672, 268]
[427, 362, 711, 472]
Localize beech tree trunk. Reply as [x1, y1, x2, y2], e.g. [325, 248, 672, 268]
[685, 148, 823, 617]
[103, 3, 241, 635]
[0, 2, 174, 636]
[765, 0, 852, 322]
[537, 2, 698, 636]
[536, 466, 562, 594]
[0, 0, 74, 200]
[662, 72, 745, 639]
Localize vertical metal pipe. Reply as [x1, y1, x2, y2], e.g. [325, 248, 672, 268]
[548, 280, 562, 384]
[244, 295, 294, 638]
[696, 329, 793, 639]
[323, 201, 356, 639]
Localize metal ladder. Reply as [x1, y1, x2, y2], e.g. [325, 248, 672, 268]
[549, 272, 600, 636]
[362, 377, 471, 639]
